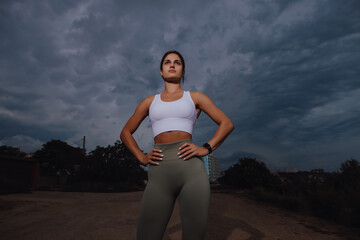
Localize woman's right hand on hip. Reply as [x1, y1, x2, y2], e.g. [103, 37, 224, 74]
[139, 148, 163, 165]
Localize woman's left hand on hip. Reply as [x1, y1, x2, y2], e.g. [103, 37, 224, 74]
[177, 142, 209, 160]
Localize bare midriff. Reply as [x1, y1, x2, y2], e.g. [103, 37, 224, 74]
[154, 131, 192, 144]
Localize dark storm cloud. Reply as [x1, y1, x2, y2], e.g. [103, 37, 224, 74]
[0, 0, 359, 171]
[195, 0, 360, 170]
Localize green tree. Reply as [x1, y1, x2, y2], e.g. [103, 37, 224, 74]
[83, 140, 146, 187]
[219, 157, 279, 189]
[340, 158, 360, 192]
[32, 140, 84, 175]
[0, 145, 26, 158]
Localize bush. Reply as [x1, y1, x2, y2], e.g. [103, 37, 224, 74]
[219, 157, 280, 189]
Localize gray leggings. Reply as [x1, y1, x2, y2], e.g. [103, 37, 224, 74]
[137, 139, 211, 240]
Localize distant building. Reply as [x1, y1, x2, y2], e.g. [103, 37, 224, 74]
[203, 154, 221, 183]
[284, 168, 298, 173]
[0, 155, 39, 193]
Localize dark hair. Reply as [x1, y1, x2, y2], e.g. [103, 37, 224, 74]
[160, 50, 185, 83]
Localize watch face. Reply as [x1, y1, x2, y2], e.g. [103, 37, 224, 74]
[203, 143, 212, 153]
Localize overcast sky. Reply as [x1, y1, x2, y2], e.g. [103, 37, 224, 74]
[1, 0, 359, 171]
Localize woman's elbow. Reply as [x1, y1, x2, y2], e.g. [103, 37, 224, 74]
[120, 128, 129, 141]
[228, 120, 235, 132]
[220, 119, 234, 133]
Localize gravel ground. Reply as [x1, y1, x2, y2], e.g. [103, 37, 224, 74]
[0, 190, 359, 240]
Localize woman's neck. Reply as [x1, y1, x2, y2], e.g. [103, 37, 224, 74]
[164, 81, 182, 94]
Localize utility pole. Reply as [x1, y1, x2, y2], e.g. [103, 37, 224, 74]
[82, 136, 86, 154]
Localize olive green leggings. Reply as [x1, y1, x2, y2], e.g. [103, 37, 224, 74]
[137, 139, 211, 240]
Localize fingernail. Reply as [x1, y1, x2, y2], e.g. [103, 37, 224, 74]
[159, 150, 162, 152]
[160, 158, 163, 160]
[179, 155, 182, 158]
[157, 163, 160, 165]
[161, 154, 164, 157]
[179, 147, 181, 150]
[177, 152, 180, 155]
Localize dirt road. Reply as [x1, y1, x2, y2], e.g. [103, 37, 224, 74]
[0, 190, 358, 240]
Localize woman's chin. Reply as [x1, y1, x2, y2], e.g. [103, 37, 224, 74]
[164, 77, 181, 83]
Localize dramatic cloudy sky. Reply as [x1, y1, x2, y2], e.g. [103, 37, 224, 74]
[1, 0, 359, 171]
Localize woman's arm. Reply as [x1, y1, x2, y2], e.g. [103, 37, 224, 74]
[193, 91, 234, 151]
[178, 91, 234, 159]
[120, 95, 163, 165]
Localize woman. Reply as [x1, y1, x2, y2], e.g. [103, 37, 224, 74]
[120, 50, 234, 240]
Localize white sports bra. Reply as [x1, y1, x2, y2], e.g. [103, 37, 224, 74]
[149, 91, 197, 138]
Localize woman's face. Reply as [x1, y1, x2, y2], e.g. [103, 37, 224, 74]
[160, 53, 184, 82]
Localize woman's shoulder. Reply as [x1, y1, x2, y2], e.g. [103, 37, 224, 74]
[189, 91, 209, 100]
[144, 94, 156, 101]
[189, 91, 212, 106]
[138, 95, 156, 108]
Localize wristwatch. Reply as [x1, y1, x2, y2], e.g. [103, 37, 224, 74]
[202, 143, 212, 154]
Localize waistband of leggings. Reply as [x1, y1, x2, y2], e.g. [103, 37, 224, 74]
[154, 139, 192, 152]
